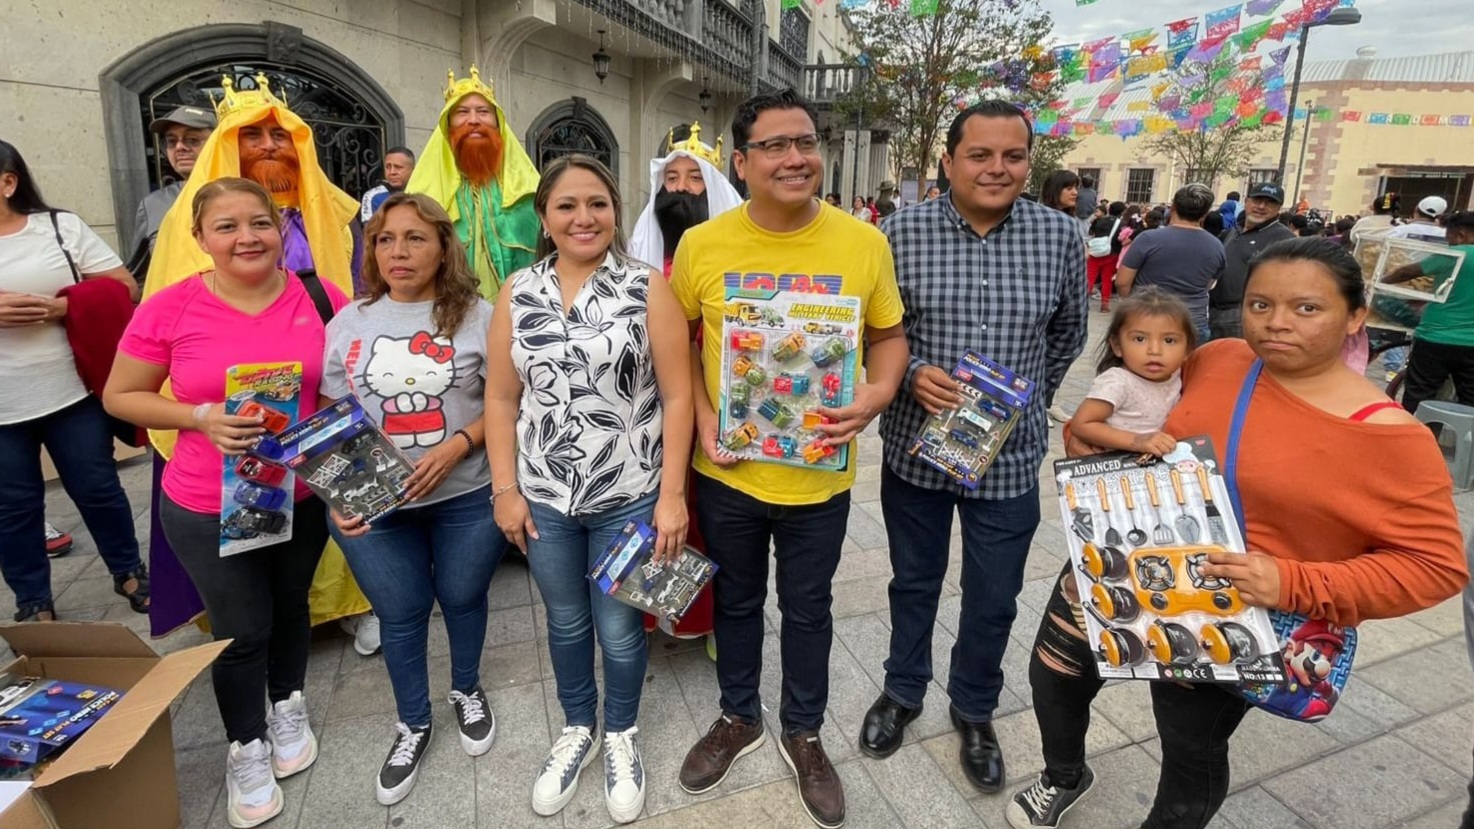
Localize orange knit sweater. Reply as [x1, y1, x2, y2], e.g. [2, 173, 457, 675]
[1163, 340, 1467, 627]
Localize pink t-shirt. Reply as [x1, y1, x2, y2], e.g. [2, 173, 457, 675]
[120, 273, 349, 513]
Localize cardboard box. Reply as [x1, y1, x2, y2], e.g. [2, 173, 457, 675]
[0, 623, 225, 829]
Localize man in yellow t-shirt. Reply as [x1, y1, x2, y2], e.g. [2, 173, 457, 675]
[671, 89, 907, 829]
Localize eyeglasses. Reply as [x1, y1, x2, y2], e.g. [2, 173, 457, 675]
[741, 133, 822, 159]
[165, 136, 207, 150]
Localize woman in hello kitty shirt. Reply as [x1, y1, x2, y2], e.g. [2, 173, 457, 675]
[321, 192, 504, 807]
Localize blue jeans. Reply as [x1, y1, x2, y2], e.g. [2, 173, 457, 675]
[0, 396, 141, 609]
[526, 491, 656, 732]
[880, 464, 1040, 721]
[694, 473, 850, 733]
[332, 486, 505, 727]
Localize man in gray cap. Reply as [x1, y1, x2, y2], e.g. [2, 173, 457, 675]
[127, 105, 215, 278]
[876, 179, 899, 219]
[1209, 181, 1295, 340]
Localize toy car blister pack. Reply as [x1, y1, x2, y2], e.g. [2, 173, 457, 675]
[589, 520, 718, 623]
[908, 351, 1034, 489]
[1053, 438, 1287, 686]
[717, 290, 862, 470]
[0, 675, 122, 765]
[274, 395, 415, 524]
[219, 363, 303, 556]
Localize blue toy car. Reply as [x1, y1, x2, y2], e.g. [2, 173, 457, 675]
[948, 428, 980, 449]
[234, 482, 288, 511]
[222, 507, 288, 540]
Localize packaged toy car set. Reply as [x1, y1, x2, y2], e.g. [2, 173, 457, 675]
[589, 520, 718, 623]
[717, 290, 862, 470]
[0, 675, 122, 765]
[908, 351, 1034, 489]
[1053, 438, 1287, 686]
[274, 395, 415, 524]
[219, 363, 303, 556]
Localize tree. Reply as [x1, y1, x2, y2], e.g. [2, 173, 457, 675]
[1025, 135, 1080, 196]
[844, 0, 1063, 206]
[1139, 51, 1281, 190]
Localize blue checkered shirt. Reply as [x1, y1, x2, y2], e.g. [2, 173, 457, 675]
[878, 195, 1088, 499]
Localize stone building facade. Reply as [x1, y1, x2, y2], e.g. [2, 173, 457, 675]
[4, 0, 891, 254]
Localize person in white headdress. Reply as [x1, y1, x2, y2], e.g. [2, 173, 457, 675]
[627, 122, 741, 650]
[629, 122, 743, 277]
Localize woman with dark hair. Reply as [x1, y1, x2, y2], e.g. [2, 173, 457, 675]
[1040, 170, 1080, 215]
[485, 154, 692, 823]
[0, 140, 146, 622]
[1008, 237, 1467, 829]
[323, 192, 504, 805]
[106, 177, 351, 827]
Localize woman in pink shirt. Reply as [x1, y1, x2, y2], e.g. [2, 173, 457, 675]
[104, 178, 347, 829]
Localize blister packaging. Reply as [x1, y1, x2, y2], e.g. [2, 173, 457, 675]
[908, 351, 1033, 489]
[589, 520, 718, 623]
[716, 290, 862, 469]
[274, 395, 416, 524]
[1054, 438, 1287, 686]
[219, 363, 303, 555]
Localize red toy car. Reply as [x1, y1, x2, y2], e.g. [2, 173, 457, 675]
[821, 373, 843, 407]
[238, 401, 291, 433]
[729, 330, 765, 351]
[235, 456, 287, 487]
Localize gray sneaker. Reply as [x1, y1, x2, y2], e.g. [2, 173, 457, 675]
[532, 725, 600, 816]
[1006, 766, 1095, 828]
[603, 726, 645, 823]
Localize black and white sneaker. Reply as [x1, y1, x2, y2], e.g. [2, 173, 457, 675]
[448, 687, 496, 756]
[531, 725, 599, 816]
[376, 722, 432, 806]
[1005, 766, 1095, 829]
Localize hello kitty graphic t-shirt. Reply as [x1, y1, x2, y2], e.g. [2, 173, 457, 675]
[322, 295, 494, 507]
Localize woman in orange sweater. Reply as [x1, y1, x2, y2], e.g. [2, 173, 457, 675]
[1007, 237, 1468, 829]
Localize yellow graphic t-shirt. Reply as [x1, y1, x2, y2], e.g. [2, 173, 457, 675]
[671, 202, 904, 506]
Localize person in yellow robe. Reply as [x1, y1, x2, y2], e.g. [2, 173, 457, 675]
[407, 66, 539, 299]
[142, 74, 370, 638]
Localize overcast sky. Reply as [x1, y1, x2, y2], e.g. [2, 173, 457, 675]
[1039, 0, 1473, 63]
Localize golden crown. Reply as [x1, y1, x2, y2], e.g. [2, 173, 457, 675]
[210, 74, 288, 119]
[665, 122, 723, 169]
[445, 65, 495, 104]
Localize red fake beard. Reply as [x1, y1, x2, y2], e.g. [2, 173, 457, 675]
[240, 141, 301, 195]
[450, 122, 504, 188]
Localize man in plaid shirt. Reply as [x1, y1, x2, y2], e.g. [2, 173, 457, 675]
[858, 101, 1087, 795]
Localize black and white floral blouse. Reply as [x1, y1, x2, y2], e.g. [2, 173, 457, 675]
[508, 252, 664, 516]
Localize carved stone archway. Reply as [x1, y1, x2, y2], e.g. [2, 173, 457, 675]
[100, 22, 404, 250]
[526, 98, 620, 178]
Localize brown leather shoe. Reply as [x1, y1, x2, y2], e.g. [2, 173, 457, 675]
[679, 713, 766, 795]
[779, 730, 845, 829]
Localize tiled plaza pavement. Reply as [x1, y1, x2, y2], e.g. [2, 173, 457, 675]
[31, 311, 1474, 829]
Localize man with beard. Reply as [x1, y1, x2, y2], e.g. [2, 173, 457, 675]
[140, 74, 370, 645]
[630, 122, 743, 275]
[407, 66, 538, 298]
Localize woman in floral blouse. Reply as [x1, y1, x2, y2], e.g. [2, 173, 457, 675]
[485, 154, 692, 824]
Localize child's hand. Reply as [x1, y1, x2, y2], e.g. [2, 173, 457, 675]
[1131, 431, 1178, 457]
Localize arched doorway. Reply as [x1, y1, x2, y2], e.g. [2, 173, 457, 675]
[526, 97, 618, 176]
[100, 22, 403, 250]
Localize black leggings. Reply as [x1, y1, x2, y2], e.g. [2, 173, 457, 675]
[1028, 564, 1252, 829]
[161, 494, 327, 745]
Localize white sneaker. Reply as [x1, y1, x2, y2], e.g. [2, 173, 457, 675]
[532, 725, 600, 816]
[225, 739, 283, 828]
[1047, 404, 1070, 423]
[448, 687, 496, 756]
[341, 611, 381, 656]
[266, 691, 317, 779]
[604, 727, 646, 824]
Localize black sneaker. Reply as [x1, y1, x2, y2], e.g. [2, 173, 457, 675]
[448, 687, 496, 756]
[376, 722, 432, 806]
[1005, 766, 1095, 828]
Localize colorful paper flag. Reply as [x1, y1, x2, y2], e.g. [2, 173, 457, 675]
[1167, 18, 1200, 48]
[1089, 41, 1122, 83]
[1422, 114, 1444, 126]
[1341, 111, 1362, 122]
[781, 0, 802, 8]
[1391, 113, 1412, 125]
[1205, 4, 1244, 38]
[1084, 36, 1115, 53]
[1246, 0, 1285, 14]
[1368, 113, 1390, 124]
[1452, 115, 1473, 127]
[908, 0, 938, 15]
[1315, 108, 1335, 121]
[1186, 36, 1229, 63]
[1235, 19, 1274, 51]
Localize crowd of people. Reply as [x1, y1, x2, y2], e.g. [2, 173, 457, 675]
[1, 73, 1472, 829]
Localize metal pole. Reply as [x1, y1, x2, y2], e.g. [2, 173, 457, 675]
[851, 68, 864, 203]
[1277, 25, 1311, 181]
[1293, 98, 1314, 207]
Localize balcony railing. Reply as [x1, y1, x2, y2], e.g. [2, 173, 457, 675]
[766, 43, 803, 92]
[568, 0, 755, 85]
[804, 63, 860, 105]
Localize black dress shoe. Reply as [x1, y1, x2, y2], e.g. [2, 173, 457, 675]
[950, 705, 1004, 793]
[859, 693, 922, 759]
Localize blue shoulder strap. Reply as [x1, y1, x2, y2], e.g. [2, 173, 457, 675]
[1222, 358, 1264, 534]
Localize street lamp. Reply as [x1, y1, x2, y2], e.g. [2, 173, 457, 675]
[699, 76, 712, 114]
[1276, 6, 1361, 182]
[592, 30, 611, 84]
[1292, 98, 1315, 208]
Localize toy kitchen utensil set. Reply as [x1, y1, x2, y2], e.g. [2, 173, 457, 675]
[1054, 438, 1288, 687]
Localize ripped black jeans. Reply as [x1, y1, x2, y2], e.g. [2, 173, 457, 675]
[1028, 564, 1252, 829]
